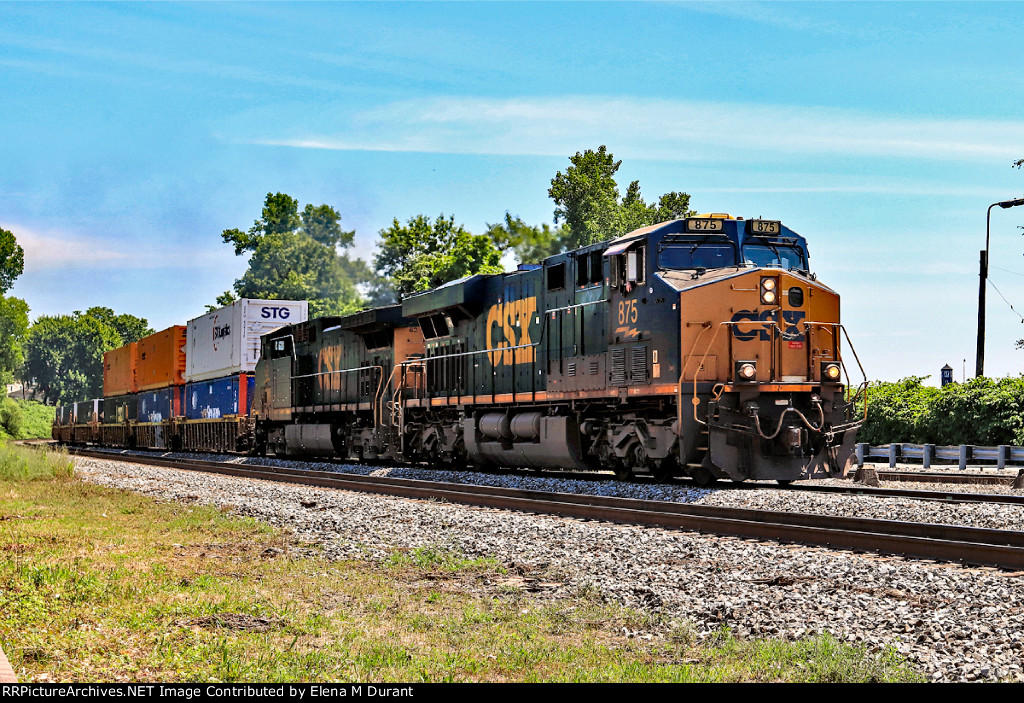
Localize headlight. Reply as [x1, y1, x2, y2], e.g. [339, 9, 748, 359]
[735, 360, 757, 382]
[821, 362, 842, 382]
[760, 277, 779, 305]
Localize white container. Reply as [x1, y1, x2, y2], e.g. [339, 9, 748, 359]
[185, 299, 309, 382]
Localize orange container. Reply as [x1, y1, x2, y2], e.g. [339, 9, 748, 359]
[136, 326, 187, 391]
[103, 342, 138, 398]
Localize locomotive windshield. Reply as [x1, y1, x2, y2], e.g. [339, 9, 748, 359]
[658, 242, 737, 270]
[742, 243, 807, 271]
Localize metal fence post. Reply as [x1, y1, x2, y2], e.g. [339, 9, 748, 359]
[855, 443, 866, 468]
[959, 444, 969, 470]
[923, 444, 934, 469]
[889, 443, 898, 469]
[999, 445, 1009, 470]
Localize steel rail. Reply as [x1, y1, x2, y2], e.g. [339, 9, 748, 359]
[68, 448, 1024, 571]
[55, 443, 1024, 506]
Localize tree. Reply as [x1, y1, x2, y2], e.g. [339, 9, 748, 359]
[83, 307, 153, 344]
[485, 214, 567, 264]
[0, 227, 25, 294]
[234, 232, 361, 317]
[219, 193, 368, 316]
[548, 146, 694, 248]
[22, 312, 123, 404]
[0, 296, 29, 386]
[374, 214, 503, 299]
[548, 146, 623, 249]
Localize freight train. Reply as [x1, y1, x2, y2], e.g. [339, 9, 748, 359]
[54, 214, 866, 485]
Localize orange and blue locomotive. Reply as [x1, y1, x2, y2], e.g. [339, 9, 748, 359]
[253, 214, 865, 484]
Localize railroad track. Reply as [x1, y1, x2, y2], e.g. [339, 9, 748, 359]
[67, 447, 1024, 572]
[45, 441, 1024, 510]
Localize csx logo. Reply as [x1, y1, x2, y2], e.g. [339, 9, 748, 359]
[486, 296, 537, 365]
[730, 309, 806, 342]
[261, 306, 291, 319]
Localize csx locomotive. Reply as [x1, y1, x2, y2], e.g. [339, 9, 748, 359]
[252, 214, 865, 484]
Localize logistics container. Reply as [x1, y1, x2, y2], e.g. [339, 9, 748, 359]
[185, 299, 308, 382]
[103, 394, 138, 424]
[74, 399, 101, 423]
[103, 343, 138, 397]
[137, 386, 184, 423]
[137, 326, 187, 391]
[184, 373, 255, 419]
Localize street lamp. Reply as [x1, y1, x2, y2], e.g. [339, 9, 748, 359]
[975, 197, 1024, 377]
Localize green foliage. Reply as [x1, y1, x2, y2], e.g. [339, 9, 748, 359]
[857, 377, 940, 445]
[21, 310, 128, 405]
[81, 306, 153, 344]
[486, 213, 567, 264]
[0, 397, 24, 438]
[233, 232, 362, 317]
[859, 376, 1024, 446]
[3, 399, 55, 439]
[0, 227, 25, 294]
[221, 193, 368, 315]
[548, 146, 694, 248]
[374, 214, 503, 299]
[0, 295, 29, 385]
[0, 444, 74, 481]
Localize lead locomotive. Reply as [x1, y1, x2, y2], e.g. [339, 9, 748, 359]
[252, 215, 865, 484]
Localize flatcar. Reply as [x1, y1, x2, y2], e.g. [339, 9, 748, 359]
[250, 214, 866, 484]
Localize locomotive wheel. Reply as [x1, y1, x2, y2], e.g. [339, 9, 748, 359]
[690, 465, 718, 487]
[613, 463, 633, 482]
[651, 458, 676, 483]
[776, 479, 793, 486]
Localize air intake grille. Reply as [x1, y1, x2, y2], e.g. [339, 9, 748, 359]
[567, 362, 577, 377]
[611, 348, 627, 386]
[631, 345, 648, 384]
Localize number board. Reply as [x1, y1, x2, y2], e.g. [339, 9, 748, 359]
[747, 219, 781, 235]
[684, 218, 724, 233]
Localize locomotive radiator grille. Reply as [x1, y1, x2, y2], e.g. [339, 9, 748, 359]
[610, 348, 627, 386]
[631, 345, 648, 384]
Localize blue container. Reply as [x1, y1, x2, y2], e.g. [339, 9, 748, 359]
[185, 374, 255, 420]
[137, 386, 183, 422]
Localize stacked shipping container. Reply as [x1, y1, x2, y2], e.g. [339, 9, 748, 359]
[184, 299, 308, 418]
[57, 299, 309, 452]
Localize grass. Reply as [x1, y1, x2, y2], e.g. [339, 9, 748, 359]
[0, 447, 925, 683]
[0, 443, 74, 481]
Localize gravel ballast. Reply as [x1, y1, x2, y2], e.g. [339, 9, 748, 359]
[75, 453, 1024, 682]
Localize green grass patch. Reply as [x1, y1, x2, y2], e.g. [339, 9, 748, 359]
[0, 443, 74, 481]
[0, 461, 924, 683]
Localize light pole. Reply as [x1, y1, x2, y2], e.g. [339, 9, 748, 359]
[976, 197, 1024, 378]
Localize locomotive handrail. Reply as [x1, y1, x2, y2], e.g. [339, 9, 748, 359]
[684, 319, 867, 431]
[290, 364, 385, 428]
[413, 342, 538, 359]
[544, 299, 609, 315]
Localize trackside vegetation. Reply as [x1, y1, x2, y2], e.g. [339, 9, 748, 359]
[0, 448, 923, 683]
[0, 398, 56, 441]
[857, 376, 1024, 446]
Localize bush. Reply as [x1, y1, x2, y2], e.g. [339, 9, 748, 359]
[0, 397, 24, 438]
[857, 377, 938, 445]
[858, 376, 1024, 446]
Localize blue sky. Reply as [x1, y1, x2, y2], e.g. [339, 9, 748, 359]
[2, 1, 1023, 382]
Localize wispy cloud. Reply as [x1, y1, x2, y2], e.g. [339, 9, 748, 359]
[8, 224, 229, 274]
[246, 96, 1024, 165]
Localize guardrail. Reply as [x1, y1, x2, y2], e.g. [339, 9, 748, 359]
[855, 443, 1024, 470]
